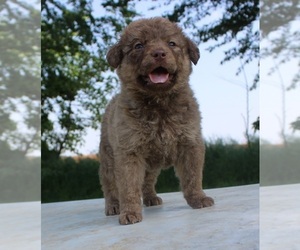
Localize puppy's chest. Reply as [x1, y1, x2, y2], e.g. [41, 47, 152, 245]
[139, 108, 186, 155]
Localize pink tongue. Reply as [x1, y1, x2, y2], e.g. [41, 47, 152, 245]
[149, 72, 169, 83]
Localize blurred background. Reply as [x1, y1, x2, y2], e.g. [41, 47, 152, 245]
[1, 0, 40, 203]
[260, 0, 300, 186]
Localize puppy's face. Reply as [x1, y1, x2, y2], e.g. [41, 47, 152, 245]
[107, 18, 200, 93]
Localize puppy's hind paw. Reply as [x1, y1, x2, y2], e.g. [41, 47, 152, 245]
[105, 204, 120, 216]
[186, 195, 214, 209]
[143, 196, 163, 207]
[119, 211, 142, 225]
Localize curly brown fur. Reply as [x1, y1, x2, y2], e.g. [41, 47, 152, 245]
[99, 17, 214, 225]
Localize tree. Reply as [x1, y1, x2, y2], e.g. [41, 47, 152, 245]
[159, 0, 259, 143]
[261, 0, 300, 137]
[0, 0, 40, 156]
[162, 0, 259, 90]
[291, 117, 300, 133]
[41, 0, 137, 158]
[261, 0, 299, 90]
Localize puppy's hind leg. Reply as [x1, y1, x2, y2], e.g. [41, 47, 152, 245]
[142, 169, 163, 206]
[99, 143, 120, 216]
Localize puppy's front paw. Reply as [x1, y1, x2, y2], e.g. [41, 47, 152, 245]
[143, 196, 163, 207]
[186, 195, 214, 209]
[201, 196, 214, 207]
[119, 211, 142, 225]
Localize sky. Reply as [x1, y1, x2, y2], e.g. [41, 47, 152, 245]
[72, 1, 299, 155]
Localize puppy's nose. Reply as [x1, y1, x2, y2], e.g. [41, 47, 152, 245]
[151, 49, 166, 60]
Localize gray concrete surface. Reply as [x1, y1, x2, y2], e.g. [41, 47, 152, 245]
[260, 183, 300, 250]
[42, 184, 259, 250]
[0, 201, 41, 250]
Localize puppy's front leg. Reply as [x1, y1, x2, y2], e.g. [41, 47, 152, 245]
[115, 152, 145, 225]
[175, 143, 214, 209]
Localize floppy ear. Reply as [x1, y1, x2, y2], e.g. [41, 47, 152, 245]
[186, 38, 200, 65]
[106, 43, 123, 68]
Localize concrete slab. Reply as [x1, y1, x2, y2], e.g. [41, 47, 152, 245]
[0, 201, 41, 250]
[42, 184, 259, 250]
[2, 184, 299, 249]
[260, 183, 300, 250]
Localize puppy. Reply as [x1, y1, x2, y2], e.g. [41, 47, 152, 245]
[99, 17, 214, 225]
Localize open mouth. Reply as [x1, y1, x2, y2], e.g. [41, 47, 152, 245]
[148, 67, 169, 84]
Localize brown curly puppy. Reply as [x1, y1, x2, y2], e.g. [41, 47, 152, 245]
[99, 17, 214, 225]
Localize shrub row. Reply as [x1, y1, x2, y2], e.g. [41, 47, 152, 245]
[204, 139, 259, 188]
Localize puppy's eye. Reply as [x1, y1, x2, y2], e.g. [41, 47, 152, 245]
[169, 41, 176, 47]
[134, 43, 144, 49]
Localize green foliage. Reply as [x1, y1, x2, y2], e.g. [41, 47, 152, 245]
[0, 0, 40, 154]
[291, 117, 300, 132]
[261, 140, 300, 186]
[261, 0, 300, 88]
[42, 157, 101, 203]
[156, 168, 180, 193]
[162, 0, 259, 89]
[203, 138, 259, 188]
[261, 0, 299, 63]
[41, 0, 138, 157]
[252, 117, 260, 132]
[42, 139, 259, 203]
[261, 0, 300, 131]
[0, 1, 40, 99]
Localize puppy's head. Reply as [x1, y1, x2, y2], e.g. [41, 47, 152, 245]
[107, 17, 199, 93]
